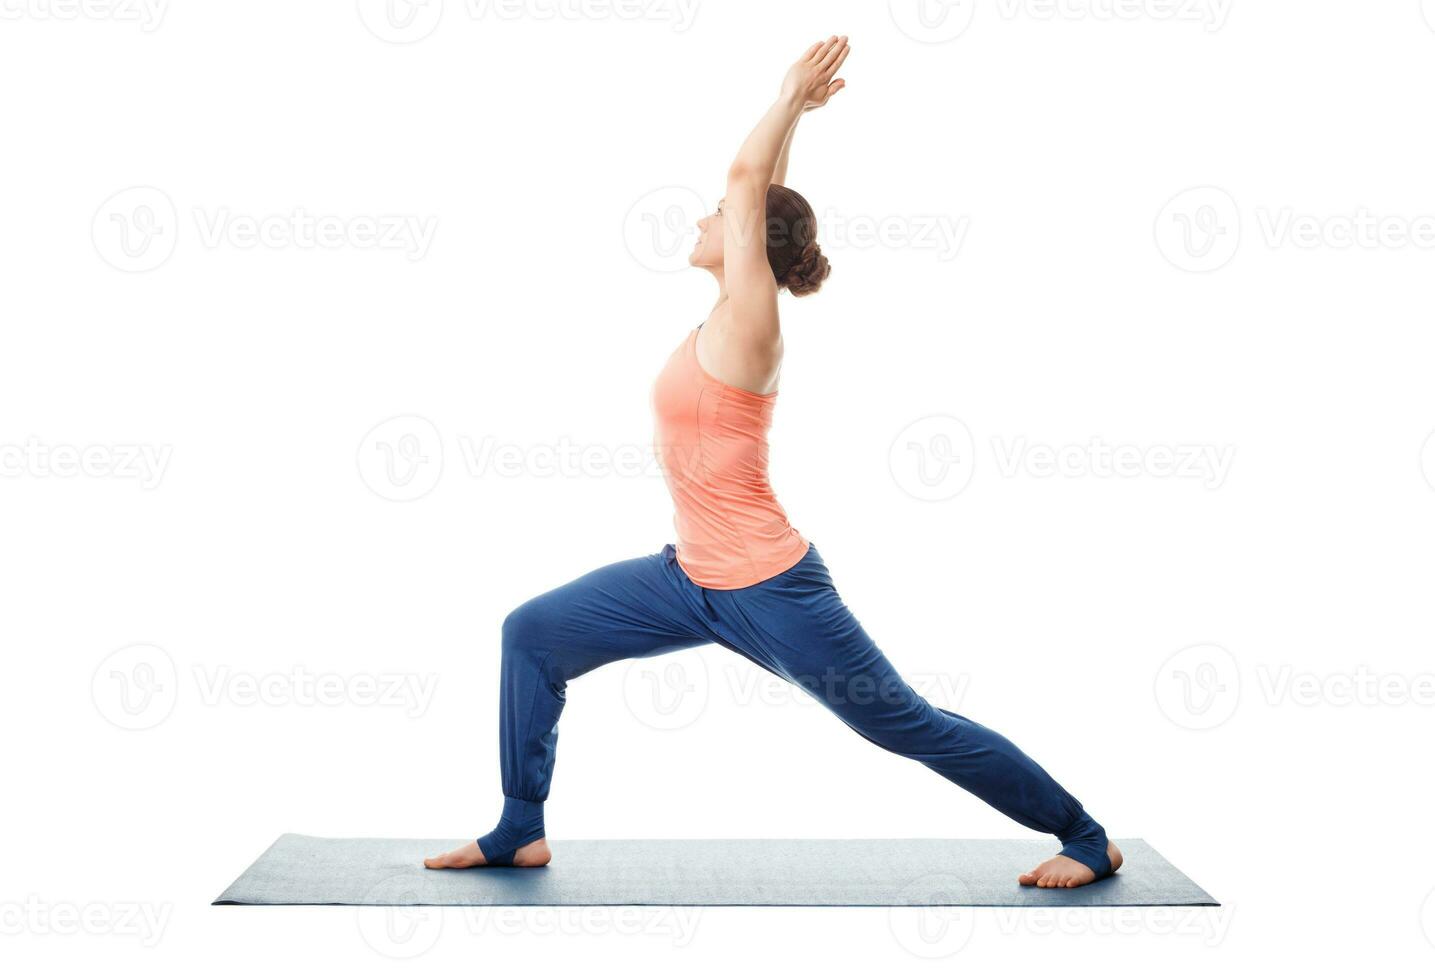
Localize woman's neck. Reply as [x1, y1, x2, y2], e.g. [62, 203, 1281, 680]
[705, 266, 728, 309]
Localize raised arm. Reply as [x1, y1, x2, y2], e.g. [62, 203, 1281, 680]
[722, 37, 849, 344]
[773, 63, 844, 187]
[772, 118, 797, 189]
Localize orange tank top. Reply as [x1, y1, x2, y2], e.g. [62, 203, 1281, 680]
[652, 326, 809, 589]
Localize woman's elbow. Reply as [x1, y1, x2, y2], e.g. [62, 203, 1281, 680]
[726, 160, 764, 185]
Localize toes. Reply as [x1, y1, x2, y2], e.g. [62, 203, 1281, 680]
[1021, 857, 1098, 888]
[1020, 854, 1109, 890]
[424, 849, 470, 869]
[422, 843, 488, 870]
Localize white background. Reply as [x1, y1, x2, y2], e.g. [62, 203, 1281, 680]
[4, 0, 1435, 974]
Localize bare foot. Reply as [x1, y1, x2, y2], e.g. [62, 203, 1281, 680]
[1017, 840, 1123, 888]
[423, 838, 552, 869]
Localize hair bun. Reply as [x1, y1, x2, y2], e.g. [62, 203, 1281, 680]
[781, 241, 831, 297]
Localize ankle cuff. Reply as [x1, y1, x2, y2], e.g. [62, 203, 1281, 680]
[1056, 812, 1111, 878]
[475, 796, 546, 866]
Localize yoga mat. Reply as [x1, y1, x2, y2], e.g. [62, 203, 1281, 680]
[214, 836, 1215, 907]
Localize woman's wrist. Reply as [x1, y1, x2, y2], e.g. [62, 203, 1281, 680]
[774, 91, 807, 118]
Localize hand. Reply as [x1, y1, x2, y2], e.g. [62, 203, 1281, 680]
[780, 35, 850, 113]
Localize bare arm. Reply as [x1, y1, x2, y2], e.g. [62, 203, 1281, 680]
[723, 37, 849, 348]
[772, 117, 797, 188]
[774, 77, 839, 187]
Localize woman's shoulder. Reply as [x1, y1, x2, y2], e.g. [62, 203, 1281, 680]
[697, 310, 783, 394]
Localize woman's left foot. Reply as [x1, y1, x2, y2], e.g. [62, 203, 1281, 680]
[1017, 839, 1123, 888]
[423, 838, 551, 869]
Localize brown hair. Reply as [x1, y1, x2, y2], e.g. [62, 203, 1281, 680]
[764, 184, 830, 297]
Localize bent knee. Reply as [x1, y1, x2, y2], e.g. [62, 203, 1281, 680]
[503, 599, 550, 648]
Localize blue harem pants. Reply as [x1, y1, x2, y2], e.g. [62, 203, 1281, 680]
[476, 542, 1110, 876]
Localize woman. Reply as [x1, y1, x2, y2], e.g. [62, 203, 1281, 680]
[426, 36, 1122, 889]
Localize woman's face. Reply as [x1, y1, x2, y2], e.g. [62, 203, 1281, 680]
[689, 199, 725, 269]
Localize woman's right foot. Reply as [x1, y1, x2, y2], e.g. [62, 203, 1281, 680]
[423, 838, 551, 869]
[1017, 839, 1123, 888]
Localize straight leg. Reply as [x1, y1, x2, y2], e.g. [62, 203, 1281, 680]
[706, 544, 1114, 880]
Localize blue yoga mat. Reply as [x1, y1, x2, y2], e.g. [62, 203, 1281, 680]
[214, 835, 1215, 907]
